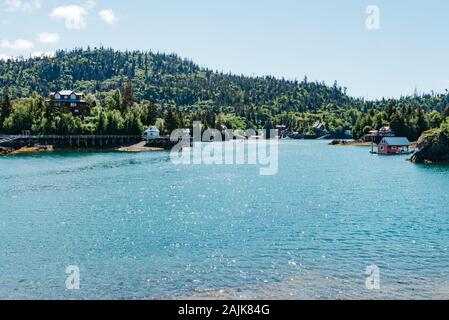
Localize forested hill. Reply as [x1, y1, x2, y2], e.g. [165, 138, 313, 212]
[0, 47, 356, 111]
[1, 48, 449, 140]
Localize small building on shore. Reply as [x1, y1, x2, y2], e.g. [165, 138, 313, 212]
[344, 130, 353, 139]
[364, 126, 395, 143]
[378, 137, 411, 155]
[144, 126, 160, 140]
[312, 122, 330, 139]
[379, 126, 394, 136]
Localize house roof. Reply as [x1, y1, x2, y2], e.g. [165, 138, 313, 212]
[381, 137, 411, 146]
[52, 90, 84, 96]
[145, 126, 159, 132]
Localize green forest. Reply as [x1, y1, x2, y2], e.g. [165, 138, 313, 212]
[1, 47, 449, 140]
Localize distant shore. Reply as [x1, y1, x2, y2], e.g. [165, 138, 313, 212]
[329, 139, 419, 149]
[328, 140, 373, 147]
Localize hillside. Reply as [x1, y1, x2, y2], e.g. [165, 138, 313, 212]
[0, 47, 355, 112]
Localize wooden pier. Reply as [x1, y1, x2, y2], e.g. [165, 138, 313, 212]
[0, 134, 142, 148]
[0, 134, 191, 150]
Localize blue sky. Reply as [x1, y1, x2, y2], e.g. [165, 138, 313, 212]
[1, 0, 449, 100]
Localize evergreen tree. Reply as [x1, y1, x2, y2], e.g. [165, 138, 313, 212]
[96, 110, 108, 134]
[112, 90, 122, 110]
[163, 106, 179, 134]
[122, 82, 135, 110]
[390, 112, 408, 138]
[145, 101, 158, 126]
[1, 89, 12, 129]
[415, 109, 428, 137]
[123, 106, 143, 135]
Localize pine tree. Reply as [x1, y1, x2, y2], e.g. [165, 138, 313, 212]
[122, 82, 135, 110]
[415, 109, 428, 136]
[176, 111, 185, 128]
[112, 90, 122, 111]
[1, 89, 12, 126]
[163, 106, 179, 134]
[390, 112, 408, 138]
[146, 101, 158, 126]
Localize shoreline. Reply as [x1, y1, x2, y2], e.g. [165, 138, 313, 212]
[329, 139, 419, 149]
[328, 140, 376, 147]
[0, 141, 166, 155]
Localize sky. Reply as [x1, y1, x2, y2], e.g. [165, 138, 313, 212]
[1, 0, 449, 100]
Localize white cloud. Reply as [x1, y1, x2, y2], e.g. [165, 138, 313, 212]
[1, 38, 34, 51]
[4, 0, 41, 12]
[0, 53, 12, 61]
[37, 32, 60, 44]
[30, 51, 55, 58]
[50, 5, 88, 30]
[98, 9, 116, 25]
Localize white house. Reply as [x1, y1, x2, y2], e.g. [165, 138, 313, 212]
[144, 126, 160, 140]
[344, 130, 353, 138]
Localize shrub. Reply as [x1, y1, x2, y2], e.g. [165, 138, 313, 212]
[441, 119, 449, 139]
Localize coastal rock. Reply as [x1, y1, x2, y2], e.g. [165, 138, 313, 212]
[328, 140, 361, 146]
[0, 146, 14, 154]
[329, 139, 350, 145]
[410, 130, 449, 163]
[329, 140, 343, 145]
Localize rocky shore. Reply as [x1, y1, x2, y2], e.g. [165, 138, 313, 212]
[329, 139, 373, 147]
[0, 146, 14, 154]
[0, 145, 54, 155]
[410, 129, 449, 163]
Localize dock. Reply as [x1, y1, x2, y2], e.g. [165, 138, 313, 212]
[0, 134, 142, 148]
[0, 134, 191, 151]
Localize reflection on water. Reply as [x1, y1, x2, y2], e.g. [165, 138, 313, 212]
[1, 141, 449, 299]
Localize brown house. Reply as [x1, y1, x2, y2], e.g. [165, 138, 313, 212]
[47, 90, 90, 116]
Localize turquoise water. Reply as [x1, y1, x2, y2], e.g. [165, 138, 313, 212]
[1, 141, 449, 300]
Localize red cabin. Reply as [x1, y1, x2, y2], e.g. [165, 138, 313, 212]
[378, 137, 411, 155]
